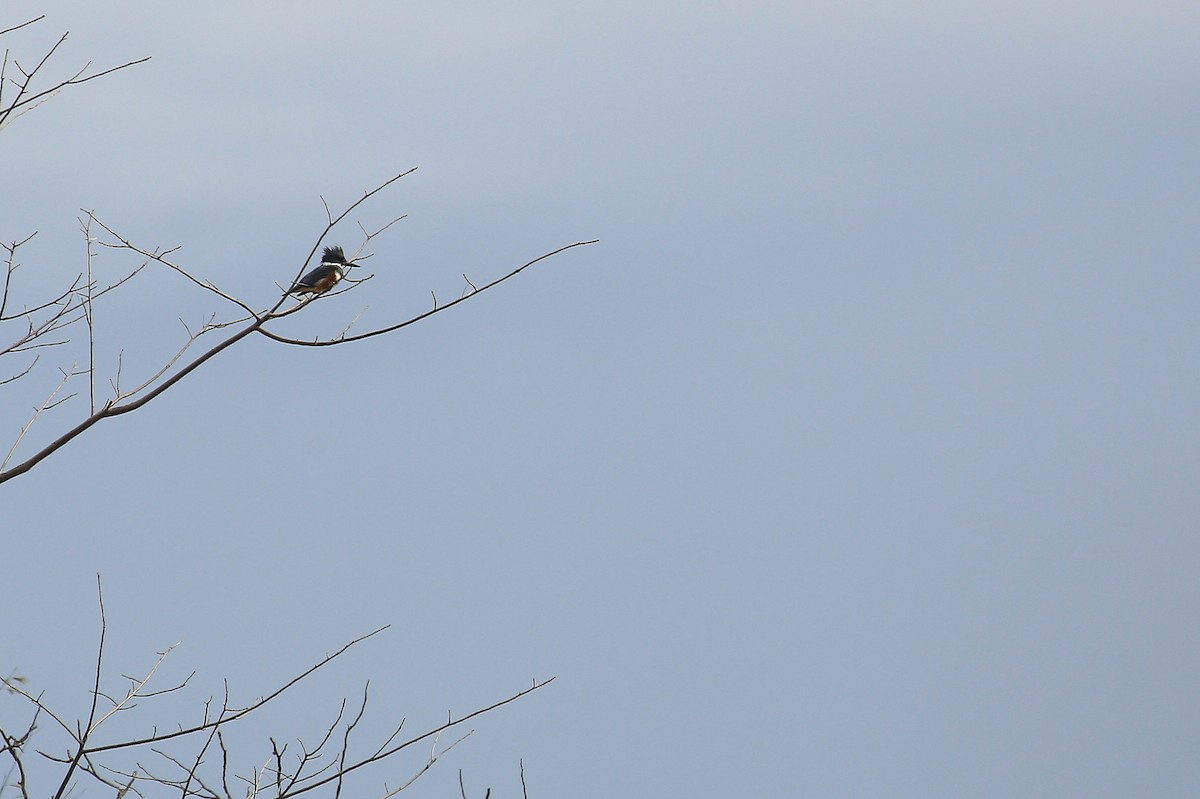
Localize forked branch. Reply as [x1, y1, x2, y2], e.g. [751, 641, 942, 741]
[0, 579, 554, 799]
[0, 166, 595, 484]
[0, 17, 149, 131]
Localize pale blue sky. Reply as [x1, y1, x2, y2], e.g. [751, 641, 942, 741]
[4, 2, 1199, 797]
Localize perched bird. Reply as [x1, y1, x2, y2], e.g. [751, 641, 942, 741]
[289, 246, 351, 296]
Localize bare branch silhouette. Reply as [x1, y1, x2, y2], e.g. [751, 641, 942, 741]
[0, 17, 149, 131]
[255, 240, 599, 348]
[1, 16, 597, 499]
[1, 159, 595, 484]
[0, 579, 554, 799]
[3, 16, 570, 799]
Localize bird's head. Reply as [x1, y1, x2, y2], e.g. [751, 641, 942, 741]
[322, 245, 349, 265]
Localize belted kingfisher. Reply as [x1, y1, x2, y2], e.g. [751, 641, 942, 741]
[289, 246, 351, 296]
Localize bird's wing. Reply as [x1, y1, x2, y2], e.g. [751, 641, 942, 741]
[293, 264, 329, 288]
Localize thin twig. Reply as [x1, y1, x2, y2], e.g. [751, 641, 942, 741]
[274, 168, 418, 314]
[0, 164, 593, 485]
[1, 363, 84, 471]
[85, 627, 390, 754]
[82, 215, 97, 412]
[258, 240, 598, 347]
[278, 677, 555, 799]
[377, 730, 473, 798]
[0, 16, 45, 39]
[0, 353, 38, 385]
[50, 575, 108, 799]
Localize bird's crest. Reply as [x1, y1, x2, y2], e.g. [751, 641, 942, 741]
[322, 245, 348, 264]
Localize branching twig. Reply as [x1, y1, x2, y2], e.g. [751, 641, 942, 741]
[0, 353, 37, 385]
[89, 213, 257, 317]
[2, 16, 597, 487]
[0, 16, 45, 39]
[0, 24, 149, 131]
[277, 677, 555, 799]
[49, 575, 108, 799]
[81, 215, 97, 412]
[1, 190, 594, 484]
[377, 730, 473, 799]
[257, 240, 598, 348]
[87, 627, 390, 755]
[1, 363, 84, 471]
[3, 578, 554, 799]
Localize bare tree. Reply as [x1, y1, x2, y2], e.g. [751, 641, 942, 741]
[0, 578, 553, 799]
[0, 16, 597, 484]
[3, 15, 574, 794]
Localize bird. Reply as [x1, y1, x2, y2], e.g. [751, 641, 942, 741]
[289, 246, 351, 296]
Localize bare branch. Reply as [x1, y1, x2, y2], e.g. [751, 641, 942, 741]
[0, 684, 74, 744]
[278, 677, 556, 799]
[178, 722, 223, 799]
[258, 240, 598, 347]
[0, 353, 37, 385]
[5, 600, 552, 799]
[0, 707, 38, 799]
[92, 643, 183, 730]
[356, 215, 407, 244]
[0, 16, 45, 38]
[378, 730, 473, 798]
[0, 232, 39, 320]
[279, 700, 349, 796]
[0, 275, 82, 323]
[1, 363, 85, 471]
[0, 316, 261, 483]
[275, 168, 418, 311]
[112, 319, 221, 403]
[2, 163, 593, 487]
[50, 575, 108, 799]
[88, 213, 258, 317]
[81, 215, 97, 412]
[0, 25, 150, 129]
[334, 685, 370, 799]
[85, 627, 390, 754]
[0, 31, 68, 127]
[218, 731, 232, 799]
[114, 772, 136, 799]
[0, 227, 145, 399]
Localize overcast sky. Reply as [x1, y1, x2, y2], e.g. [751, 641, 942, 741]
[3, 2, 1199, 797]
